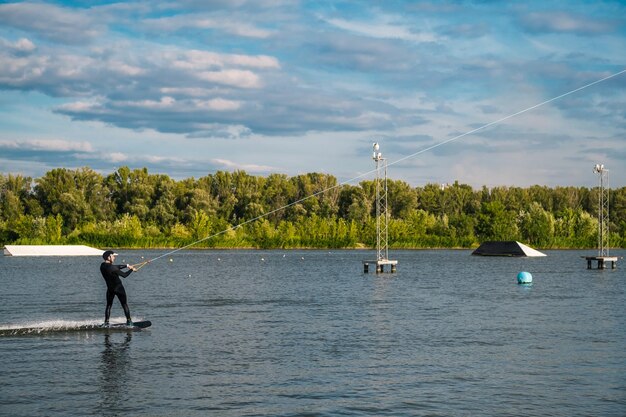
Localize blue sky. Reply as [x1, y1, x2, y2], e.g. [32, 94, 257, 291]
[0, 0, 624, 188]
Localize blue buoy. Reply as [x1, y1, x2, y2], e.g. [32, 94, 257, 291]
[517, 271, 533, 284]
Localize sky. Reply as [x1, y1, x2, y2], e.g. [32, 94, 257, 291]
[0, 0, 625, 188]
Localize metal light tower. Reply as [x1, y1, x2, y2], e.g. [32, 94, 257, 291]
[373, 142, 389, 262]
[363, 142, 397, 273]
[593, 164, 610, 257]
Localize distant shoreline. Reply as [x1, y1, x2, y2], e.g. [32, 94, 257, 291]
[95, 246, 616, 251]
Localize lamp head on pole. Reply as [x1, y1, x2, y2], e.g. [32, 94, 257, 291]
[372, 142, 381, 161]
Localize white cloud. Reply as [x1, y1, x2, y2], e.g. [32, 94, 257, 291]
[142, 155, 186, 164]
[194, 98, 241, 111]
[0, 1, 624, 187]
[197, 69, 261, 88]
[121, 96, 177, 109]
[0, 53, 46, 84]
[518, 11, 617, 35]
[170, 50, 280, 70]
[91, 96, 240, 112]
[144, 15, 272, 39]
[0, 37, 36, 53]
[324, 16, 438, 43]
[186, 124, 252, 139]
[0, 3, 104, 44]
[187, 17, 272, 39]
[224, 54, 280, 69]
[212, 158, 275, 172]
[109, 61, 145, 76]
[109, 152, 128, 163]
[159, 87, 219, 97]
[0, 139, 94, 152]
[57, 100, 100, 112]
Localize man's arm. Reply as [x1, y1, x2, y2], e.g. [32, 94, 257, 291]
[115, 264, 134, 278]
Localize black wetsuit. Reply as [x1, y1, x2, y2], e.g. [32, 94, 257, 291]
[100, 262, 133, 323]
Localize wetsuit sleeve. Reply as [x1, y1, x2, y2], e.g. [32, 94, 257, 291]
[115, 264, 133, 278]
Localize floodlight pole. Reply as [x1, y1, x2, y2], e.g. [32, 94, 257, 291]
[362, 143, 397, 273]
[584, 164, 617, 270]
[593, 164, 610, 257]
[373, 143, 389, 262]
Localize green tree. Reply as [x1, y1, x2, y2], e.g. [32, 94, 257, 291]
[210, 171, 238, 221]
[1, 166, 625, 249]
[0, 174, 32, 223]
[519, 202, 555, 247]
[277, 220, 299, 248]
[387, 179, 417, 218]
[35, 168, 90, 232]
[449, 213, 477, 247]
[291, 173, 339, 218]
[573, 210, 597, 248]
[147, 174, 178, 229]
[111, 213, 143, 244]
[106, 167, 154, 222]
[417, 183, 446, 215]
[1, 188, 25, 227]
[74, 167, 113, 222]
[338, 185, 370, 224]
[188, 210, 212, 242]
[476, 200, 519, 241]
[250, 218, 276, 248]
[46, 214, 63, 243]
[445, 181, 479, 216]
[264, 173, 297, 223]
[232, 170, 265, 221]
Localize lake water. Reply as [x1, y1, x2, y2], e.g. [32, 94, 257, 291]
[1, 249, 625, 417]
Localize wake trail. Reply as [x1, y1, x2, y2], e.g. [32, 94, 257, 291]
[0, 317, 144, 336]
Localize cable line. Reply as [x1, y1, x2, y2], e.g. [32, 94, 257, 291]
[133, 68, 626, 268]
[387, 68, 626, 169]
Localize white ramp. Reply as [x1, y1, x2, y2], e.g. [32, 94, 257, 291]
[3, 245, 103, 257]
[516, 241, 547, 257]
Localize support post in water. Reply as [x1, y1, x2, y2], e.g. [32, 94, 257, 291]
[363, 142, 397, 274]
[583, 164, 619, 270]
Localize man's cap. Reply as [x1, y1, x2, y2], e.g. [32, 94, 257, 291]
[102, 250, 118, 260]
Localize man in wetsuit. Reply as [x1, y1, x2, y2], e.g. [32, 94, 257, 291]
[100, 250, 137, 327]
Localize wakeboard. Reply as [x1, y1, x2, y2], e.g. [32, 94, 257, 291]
[0, 320, 152, 336]
[103, 320, 152, 329]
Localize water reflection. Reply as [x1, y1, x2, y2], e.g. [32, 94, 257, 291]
[97, 332, 132, 416]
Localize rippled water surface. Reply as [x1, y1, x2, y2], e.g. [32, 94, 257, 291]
[1, 249, 625, 416]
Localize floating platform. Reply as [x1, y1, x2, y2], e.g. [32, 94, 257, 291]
[472, 241, 546, 257]
[3, 245, 103, 257]
[583, 256, 618, 270]
[363, 259, 398, 273]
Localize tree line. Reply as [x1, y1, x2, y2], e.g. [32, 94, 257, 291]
[1, 166, 625, 249]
